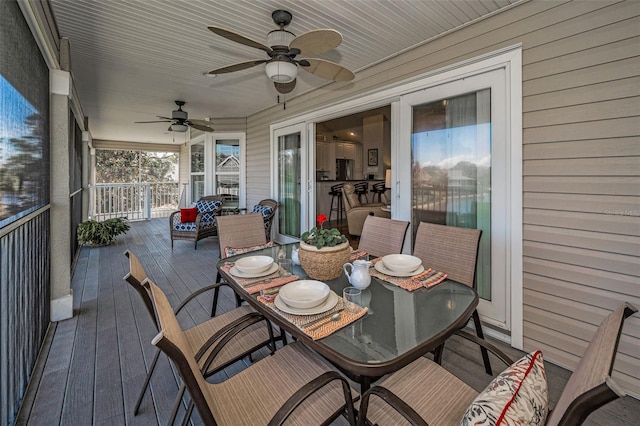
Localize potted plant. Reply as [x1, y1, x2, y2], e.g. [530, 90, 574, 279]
[298, 214, 351, 280]
[77, 217, 130, 246]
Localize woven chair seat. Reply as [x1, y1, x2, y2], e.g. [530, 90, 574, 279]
[203, 342, 357, 425]
[361, 357, 477, 425]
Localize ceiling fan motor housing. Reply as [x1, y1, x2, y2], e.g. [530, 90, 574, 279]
[172, 109, 187, 120]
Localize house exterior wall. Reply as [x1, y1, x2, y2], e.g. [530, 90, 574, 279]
[244, 0, 640, 395]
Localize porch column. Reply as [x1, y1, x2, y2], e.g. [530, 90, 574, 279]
[49, 69, 73, 321]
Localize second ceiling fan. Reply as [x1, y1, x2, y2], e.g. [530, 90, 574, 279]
[207, 9, 355, 94]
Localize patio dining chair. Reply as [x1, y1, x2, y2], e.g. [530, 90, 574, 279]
[147, 278, 358, 426]
[212, 213, 273, 317]
[356, 302, 637, 426]
[169, 195, 224, 249]
[123, 250, 278, 419]
[412, 222, 492, 374]
[357, 216, 409, 258]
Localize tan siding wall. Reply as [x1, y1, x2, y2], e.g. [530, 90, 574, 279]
[245, 0, 640, 395]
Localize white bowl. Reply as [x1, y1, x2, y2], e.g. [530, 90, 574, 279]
[381, 254, 422, 274]
[279, 280, 330, 309]
[234, 256, 274, 274]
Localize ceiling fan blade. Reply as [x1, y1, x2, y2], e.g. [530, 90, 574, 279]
[134, 120, 172, 123]
[208, 60, 267, 75]
[274, 79, 296, 94]
[187, 120, 215, 132]
[208, 26, 273, 55]
[156, 115, 172, 120]
[289, 29, 342, 56]
[301, 58, 355, 82]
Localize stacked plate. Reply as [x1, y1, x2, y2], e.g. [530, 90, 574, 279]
[275, 280, 337, 315]
[230, 255, 278, 278]
[375, 254, 424, 277]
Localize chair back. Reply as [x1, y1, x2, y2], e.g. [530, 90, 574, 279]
[217, 213, 268, 259]
[146, 279, 216, 424]
[123, 250, 157, 328]
[342, 183, 360, 211]
[358, 216, 409, 258]
[546, 303, 637, 425]
[412, 222, 481, 287]
[253, 199, 279, 238]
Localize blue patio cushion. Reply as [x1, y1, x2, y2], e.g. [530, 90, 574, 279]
[196, 199, 222, 223]
[252, 205, 273, 228]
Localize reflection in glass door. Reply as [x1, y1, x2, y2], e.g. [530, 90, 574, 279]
[411, 91, 491, 300]
[275, 129, 303, 241]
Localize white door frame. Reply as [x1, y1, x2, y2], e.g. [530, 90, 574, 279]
[271, 123, 310, 243]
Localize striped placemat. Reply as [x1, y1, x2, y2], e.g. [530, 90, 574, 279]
[221, 262, 299, 294]
[257, 295, 368, 341]
[369, 258, 447, 291]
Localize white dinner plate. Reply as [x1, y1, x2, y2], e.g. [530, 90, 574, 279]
[374, 261, 424, 278]
[229, 262, 279, 278]
[274, 291, 339, 315]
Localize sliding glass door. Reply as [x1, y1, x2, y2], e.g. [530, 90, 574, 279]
[399, 68, 509, 329]
[273, 124, 310, 243]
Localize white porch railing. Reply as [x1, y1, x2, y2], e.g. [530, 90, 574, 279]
[89, 182, 180, 221]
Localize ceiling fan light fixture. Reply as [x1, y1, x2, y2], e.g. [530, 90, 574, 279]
[171, 123, 188, 132]
[265, 60, 297, 83]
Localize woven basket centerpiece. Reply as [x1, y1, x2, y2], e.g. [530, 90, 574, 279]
[298, 241, 352, 281]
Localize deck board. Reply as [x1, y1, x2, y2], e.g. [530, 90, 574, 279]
[16, 218, 640, 425]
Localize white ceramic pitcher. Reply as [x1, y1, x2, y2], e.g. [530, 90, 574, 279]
[343, 259, 373, 289]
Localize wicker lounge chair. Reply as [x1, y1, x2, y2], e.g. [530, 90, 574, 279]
[249, 198, 279, 240]
[169, 195, 224, 249]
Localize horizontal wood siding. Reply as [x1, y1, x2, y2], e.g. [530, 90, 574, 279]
[245, 0, 640, 395]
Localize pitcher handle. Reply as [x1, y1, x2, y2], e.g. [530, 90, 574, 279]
[343, 262, 353, 278]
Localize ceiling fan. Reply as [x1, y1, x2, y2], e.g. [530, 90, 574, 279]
[134, 100, 215, 132]
[207, 9, 355, 94]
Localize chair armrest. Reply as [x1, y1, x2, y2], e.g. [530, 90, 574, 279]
[196, 312, 267, 365]
[269, 371, 356, 426]
[357, 386, 428, 426]
[174, 283, 224, 315]
[454, 329, 515, 367]
[169, 210, 180, 224]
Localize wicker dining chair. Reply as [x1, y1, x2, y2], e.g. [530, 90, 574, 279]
[357, 303, 637, 426]
[412, 222, 492, 374]
[147, 278, 358, 426]
[123, 250, 278, 419]
[212, 213, 272, 317]
[169, 195, 224, 249]
[357, 216, 410, 258]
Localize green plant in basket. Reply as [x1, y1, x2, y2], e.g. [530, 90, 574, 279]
[300, 214, 347, 250]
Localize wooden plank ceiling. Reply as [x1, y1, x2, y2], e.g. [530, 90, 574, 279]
[49, 0, 518, 144]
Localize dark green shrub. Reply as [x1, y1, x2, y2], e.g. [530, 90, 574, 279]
[77, 217, 130, 246]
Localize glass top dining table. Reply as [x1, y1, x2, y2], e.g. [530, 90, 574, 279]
[216, 243, 479, 391]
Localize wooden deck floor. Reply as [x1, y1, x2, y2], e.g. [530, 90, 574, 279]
[17, 218, 640, 425]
